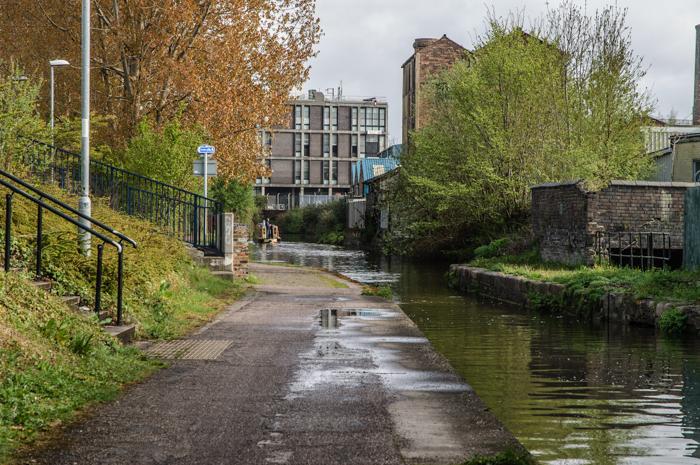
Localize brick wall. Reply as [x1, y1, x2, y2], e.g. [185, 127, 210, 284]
[531, 181, 592, 265]
[592, 182, 688, 250]
[531, 181, 694, 265]
[232, 224, 249, 278]
[416, 39, 467, 131]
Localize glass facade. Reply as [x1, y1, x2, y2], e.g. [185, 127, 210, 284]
[323, 134, 330, 157]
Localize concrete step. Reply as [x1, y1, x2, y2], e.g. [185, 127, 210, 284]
[61, 295, 81, 310]
[211, 271, 236, 281]
[103, 324, 136, 344]
[31, 280, 52, 291]
[78, 306, 112, 322]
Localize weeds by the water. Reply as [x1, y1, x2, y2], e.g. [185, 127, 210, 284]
[460, 449, 534, 465]
[472, 252, 700, 303]
[361, 285, 393, 299]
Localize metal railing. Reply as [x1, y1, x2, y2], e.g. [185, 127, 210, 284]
[0, 170, 136, 325]
[595, 231, 672, 270]
[21, 139, 223, 253]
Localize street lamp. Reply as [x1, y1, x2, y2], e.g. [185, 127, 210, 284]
[79, 0, 91, 255]
[49, 59, 70, 144]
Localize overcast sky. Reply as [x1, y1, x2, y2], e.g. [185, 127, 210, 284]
[302, 0, 700, 144]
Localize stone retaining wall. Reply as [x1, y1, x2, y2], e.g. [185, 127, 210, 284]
[450, 264, 700, 332]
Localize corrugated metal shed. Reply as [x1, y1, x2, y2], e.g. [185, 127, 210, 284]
[358, 157, 399, 183]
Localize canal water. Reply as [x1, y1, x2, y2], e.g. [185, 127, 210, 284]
[253, 241, 700, 465]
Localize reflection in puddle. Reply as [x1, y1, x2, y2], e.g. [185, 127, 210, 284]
[319, 308, 399, 329]
[320, 309, 339, 329]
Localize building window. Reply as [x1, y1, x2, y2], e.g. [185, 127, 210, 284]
[294, 105, 302, 130]
[366, 134, 379, 155]
[351, 107, 358, 131]
[359, 107, 366, 132]
[331, 134, 338, 157]
[323, 107, 330, 130]
[359, 134, 366, 158]
[351, 134, 358, 157]
[294, 133, 301, 157]
[294, 160, 301, 183]
[694, 160, 700, 182]
[323, 160, 330, 184]
[363, 107, 384, 133]
[303, 160, 310, 183]
[303, 133, 310, 157]
[331, 106, 338, 131]
[379, 135, 385, 152]
[323, 134, 330, 157]
[332, 161, 338, 184]
[303, 106, 310, 130]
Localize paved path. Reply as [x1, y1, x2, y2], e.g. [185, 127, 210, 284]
[21, 263, 522, 465]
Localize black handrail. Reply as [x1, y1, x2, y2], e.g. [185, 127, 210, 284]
[0, 168, 137, 249]
[0, 177, 129, 325]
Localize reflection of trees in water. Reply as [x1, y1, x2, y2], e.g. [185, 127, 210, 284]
[528, 321, 695, 463]
[682, 357, 700, 458]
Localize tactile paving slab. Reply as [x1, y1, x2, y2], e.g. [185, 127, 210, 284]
[146, 339, 232, 360]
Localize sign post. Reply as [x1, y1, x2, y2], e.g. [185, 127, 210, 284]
[195, 144, 216, 242]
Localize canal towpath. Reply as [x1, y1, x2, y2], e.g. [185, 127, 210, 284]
[20, 262, 522, 465]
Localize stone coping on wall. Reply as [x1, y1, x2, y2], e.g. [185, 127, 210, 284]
[449, 264, 700, 333]
[608, 180, 700, 188]
[530, 179, 700, 191]
[530, 180, 584, 190]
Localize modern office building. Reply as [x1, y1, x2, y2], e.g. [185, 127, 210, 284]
[401, 35, 466, 145]
[255, 89, 389, 209]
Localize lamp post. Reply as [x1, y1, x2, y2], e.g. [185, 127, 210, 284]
[79, 0, 91, 255]
[49, 59, 70, 145]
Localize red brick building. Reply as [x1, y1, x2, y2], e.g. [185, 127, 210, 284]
[401, 35, 467, 145]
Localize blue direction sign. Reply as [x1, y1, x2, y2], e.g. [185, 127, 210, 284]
[197, 144, 216, 155]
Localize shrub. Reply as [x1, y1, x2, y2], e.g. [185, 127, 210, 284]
[659, 308, 687, 335]
[474, 238, 510, 259]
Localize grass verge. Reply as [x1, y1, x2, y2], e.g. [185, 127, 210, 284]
[0, 272, 158, 462]
[0, 180, 246, 460]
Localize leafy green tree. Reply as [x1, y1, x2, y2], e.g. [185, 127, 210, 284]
[121, 117, 204, 191]
[0, 63, 46, 170]
[397, 3, 653, 255]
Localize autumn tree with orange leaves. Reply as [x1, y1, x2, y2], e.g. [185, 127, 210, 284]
[0, 0, 320, 181]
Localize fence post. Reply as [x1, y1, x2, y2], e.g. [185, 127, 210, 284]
[95, 243, 104, 314]
[4, 193, 13, 272]
[35, 204, 43, 278]
[193, 198, 199, 246]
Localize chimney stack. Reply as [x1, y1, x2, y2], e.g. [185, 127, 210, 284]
[694, 25, 700, 125]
